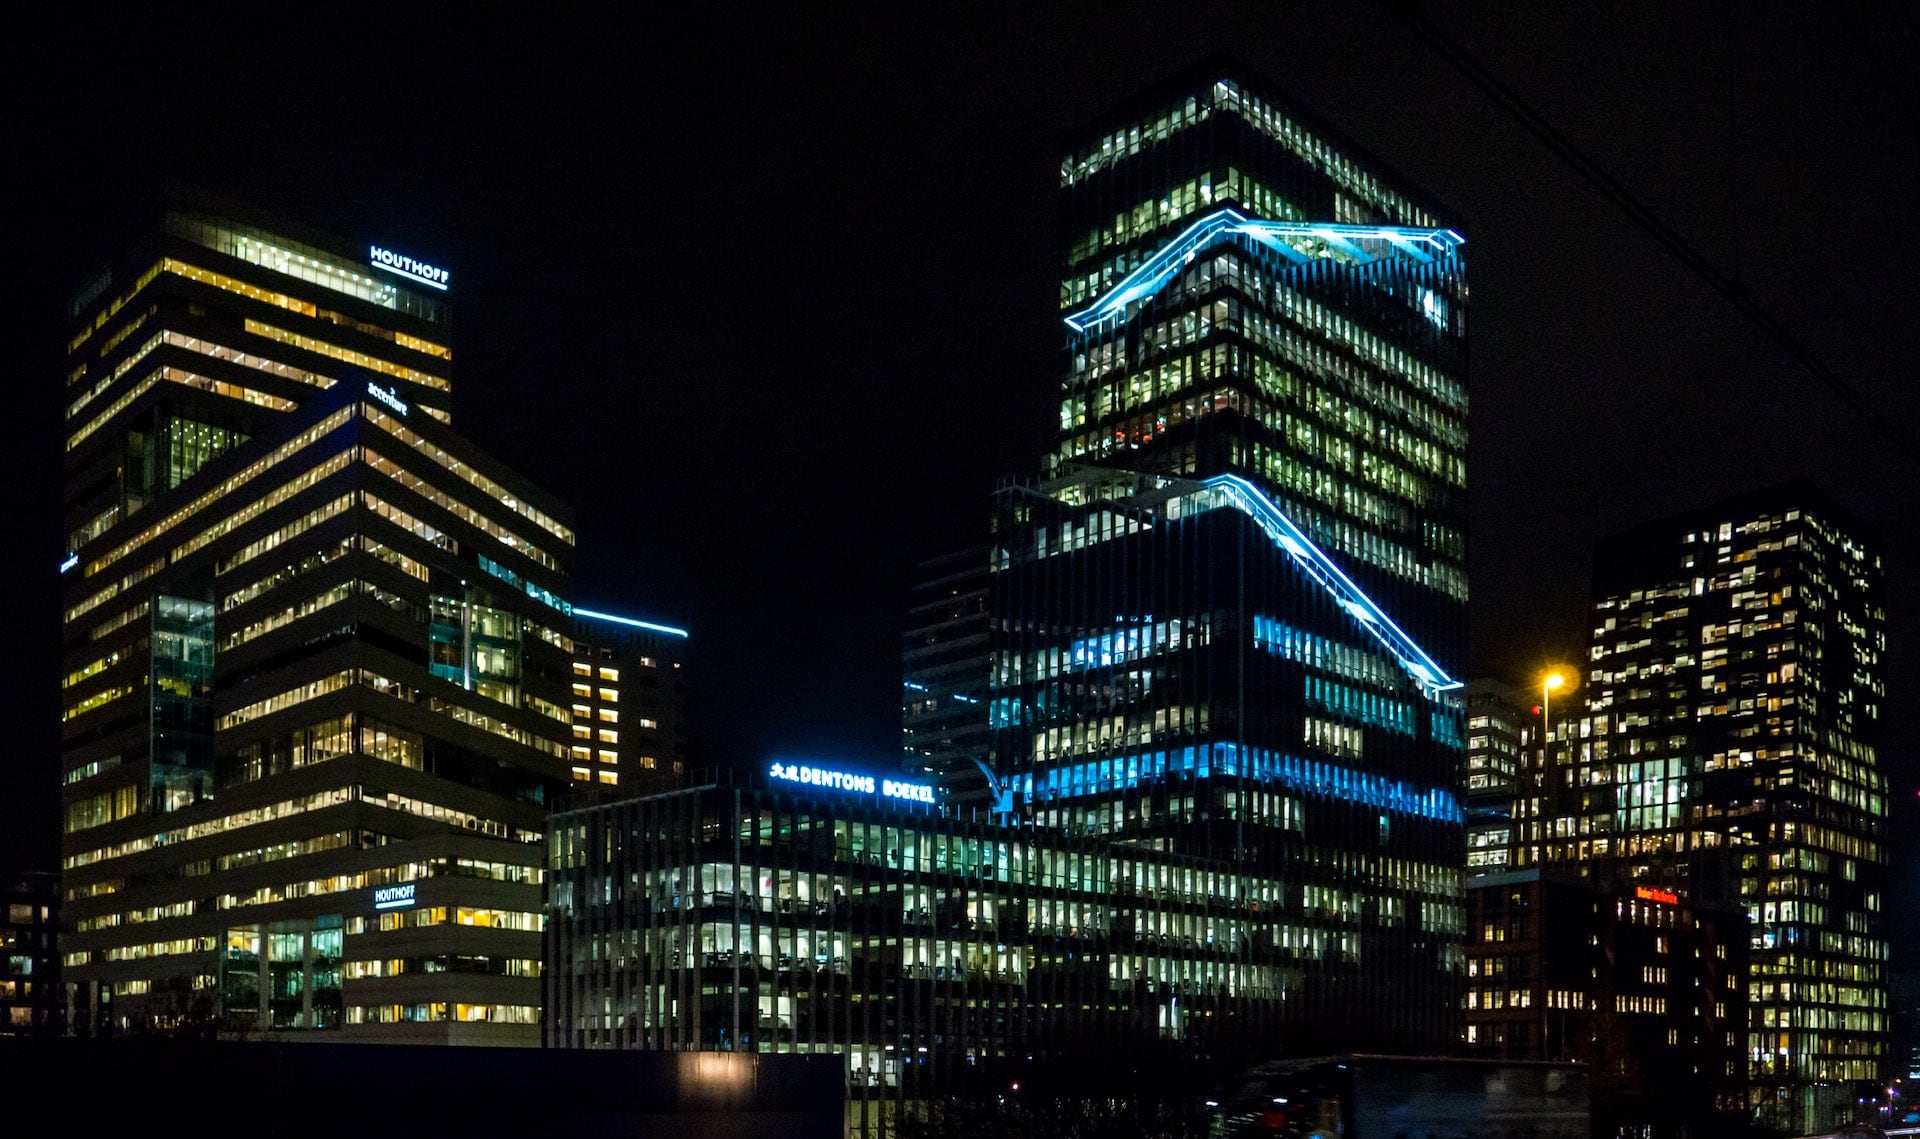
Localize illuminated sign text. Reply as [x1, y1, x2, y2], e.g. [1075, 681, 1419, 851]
[1634, 886, 1679, 905]
[368, 246, 449, 290]
[366, 381, 409, 416]
[769, 763, 936, 805]
[373, 883, 417, 910]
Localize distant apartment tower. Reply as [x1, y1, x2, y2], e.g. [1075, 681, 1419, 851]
[900, 546, 991, 807]
[2, 873, 61, 1036]
[1465, 679, 1528, 872]
[1465, 869, 1748, 1131]
[1546, 481, 1888, 1132]
[57, 190, 646, 1043]
[569, 608, 690, 795]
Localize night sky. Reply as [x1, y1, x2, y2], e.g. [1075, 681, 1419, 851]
[5, 4, 1916, 930]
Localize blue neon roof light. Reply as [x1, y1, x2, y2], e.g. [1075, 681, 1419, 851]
[1200, 474, 1460, 696]
[572, 607, 689, 638]
[1064, 207, 1464, 333]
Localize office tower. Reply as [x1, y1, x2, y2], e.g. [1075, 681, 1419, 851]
[987, 62, 1470, 1048]
[1464, 870, 1748, 1129]
[1, 872, 61, 1036]
[59, 191, 587, 1043]
[567, 608, 691, 794]
[900, 546, 992, 807]
[1550, 481, 1888, 1132]
[551, 63, 1479, 1134]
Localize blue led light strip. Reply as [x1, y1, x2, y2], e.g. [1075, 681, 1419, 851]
[572, 607, 689, 639]
[1201, 474, 1460, 696]
[1019, 741, 1462, 823]
[1064, 207, 1464, 332]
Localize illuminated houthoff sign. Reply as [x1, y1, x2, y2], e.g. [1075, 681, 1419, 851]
[768, 763, 937, 805]
[366, 381, 409, 416]
[59, 553, 78, 574]
[373, 883, 417, 910]
[1634, 886, 1679, 906]
[368, 246, 449, 291]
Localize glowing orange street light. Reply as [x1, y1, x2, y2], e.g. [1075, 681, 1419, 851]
[1541, 671, 1567, 767]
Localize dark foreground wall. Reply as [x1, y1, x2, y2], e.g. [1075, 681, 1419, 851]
[1, 1040, 843, 1139]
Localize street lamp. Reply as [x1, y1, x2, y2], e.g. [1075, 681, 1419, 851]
[1536, 669, 1567, 1059]
[1540, 671, 1566, 769]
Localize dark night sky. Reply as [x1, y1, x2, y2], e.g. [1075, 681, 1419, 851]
[4, 6, 1916, 933]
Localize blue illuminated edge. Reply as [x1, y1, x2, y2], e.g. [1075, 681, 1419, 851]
[1201, 474, 1460, 697]
[572, 607, 689, 639]
[1064, 207, 1464, 332]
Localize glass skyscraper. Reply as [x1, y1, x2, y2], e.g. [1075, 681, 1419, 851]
[550, 63, 1476, 1132]
[58, 190, 680, 1042]
[986, 63, 1471, 1048]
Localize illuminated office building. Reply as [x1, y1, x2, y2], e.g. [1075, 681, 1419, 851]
[1464, 870, 1748, 1131]
[1545, 481, 1888, 1132]
[549, 774, 1366, 1136]
[57, 191, 679, 1043]
[550, 64, 1475, 1132]
[2, 872, 62, 1036]
[1464, 680, 1529, 872]
[567, 608, 691, 794]
[985, 61, 1471, 1048]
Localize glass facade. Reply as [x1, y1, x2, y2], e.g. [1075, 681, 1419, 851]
[552, 64, 1473, 1134]
[983, 62, 1471, 1049]
[549, 782, 1417, 1135]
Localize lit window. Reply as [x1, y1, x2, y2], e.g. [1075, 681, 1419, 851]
[570, 746, 591, 762]
[597, 771, 618, 785]
[597, 688, 617, 703]
[597, 729, 618, 744]
[597, 709, 618, 724]
[570, 683, 591, 699]
[598, 667, 619, 682]
[571, 725, 591, 740]
[597, 750, 616, 763]
[570, 766, 591, 782]
[571, 704, 590, 719]
[571, 662, 591, 677]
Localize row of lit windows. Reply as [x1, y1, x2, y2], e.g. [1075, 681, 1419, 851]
[67, 363, 297, 454]
[79, 406, 355, 580]
[220, 533, 427, 613]
[223, 578, 415, 651]
[245, 317, 448, 392]
[342, 956, 541, 979]
[167, 215, 440, 322]
[69, 262, 165, 352]
[365, 407, 572, 544]
[363, 447, 560, 572]
[345, 1003, 538, 1025]
[345, 907, 543, 934]
[68, 327, 335, 426]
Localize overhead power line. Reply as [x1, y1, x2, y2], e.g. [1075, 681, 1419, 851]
[1385, 1, 1920, 468]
